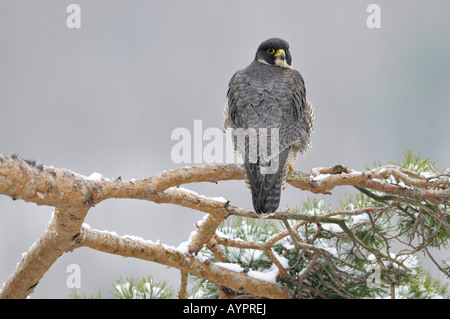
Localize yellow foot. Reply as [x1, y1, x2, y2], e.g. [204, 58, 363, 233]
[289, 163, 295, 171]
[282, 186, 288, 190]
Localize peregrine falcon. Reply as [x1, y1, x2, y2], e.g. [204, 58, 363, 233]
[223, 38, 314, 216]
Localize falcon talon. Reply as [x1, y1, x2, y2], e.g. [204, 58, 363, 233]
[223, 38, 314, 216]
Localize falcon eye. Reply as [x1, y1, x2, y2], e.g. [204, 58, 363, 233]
[266, 48, 275, 54]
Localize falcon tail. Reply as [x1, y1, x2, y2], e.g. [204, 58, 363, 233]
[249, 168, 283, 216]
[244, 147, 290, 216]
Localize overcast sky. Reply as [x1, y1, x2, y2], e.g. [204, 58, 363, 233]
[1, 1, 449, 298]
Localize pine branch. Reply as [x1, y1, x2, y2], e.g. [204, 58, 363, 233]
[78, 226, 289, 299]
[0, 152, 448, 299]
[0, 205, 89, 298]
[178, 272, 188, 299]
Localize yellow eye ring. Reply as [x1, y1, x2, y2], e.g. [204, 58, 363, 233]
[266, 48, 275, 54]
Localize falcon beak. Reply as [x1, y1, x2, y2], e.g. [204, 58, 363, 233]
[275, 49, 286, 62]
[274, 49, 292, 68]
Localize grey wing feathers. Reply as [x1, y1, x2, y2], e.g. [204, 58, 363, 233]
[224, 61, 313, 215]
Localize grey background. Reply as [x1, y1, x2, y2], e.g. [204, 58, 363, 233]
[0, 1, 449, 298]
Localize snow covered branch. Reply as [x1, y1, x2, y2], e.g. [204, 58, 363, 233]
[78, 226, 289, 299]
[0, 152, 448, 299]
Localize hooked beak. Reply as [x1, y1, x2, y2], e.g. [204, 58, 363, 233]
[275, 49, 286, 62]
[274, 49, 292, 68]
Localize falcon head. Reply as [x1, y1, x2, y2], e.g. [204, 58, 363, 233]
[255, 38, 293, 68]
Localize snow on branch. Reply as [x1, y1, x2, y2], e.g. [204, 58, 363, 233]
[0, 153, 448, 299]
[78, 226, 289, 299]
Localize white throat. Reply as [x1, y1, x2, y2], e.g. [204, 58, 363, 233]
[275, 59, 293, 69]
[257, 58, 293, 69]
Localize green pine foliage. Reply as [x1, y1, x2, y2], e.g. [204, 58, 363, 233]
[111, 276, 175, 299]
[69, 275, 175, 299]
[395, 269, 449, 299]
[393, 149, 442, 175]
[68, 289, 102, 299]
[216, 217, 278, 269]
[190, 217, 281, 299]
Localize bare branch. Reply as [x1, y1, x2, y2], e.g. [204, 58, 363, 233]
[77, 227, 290, 299]
[0, 206, 89, 299]
[178, 271, 188, 299]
